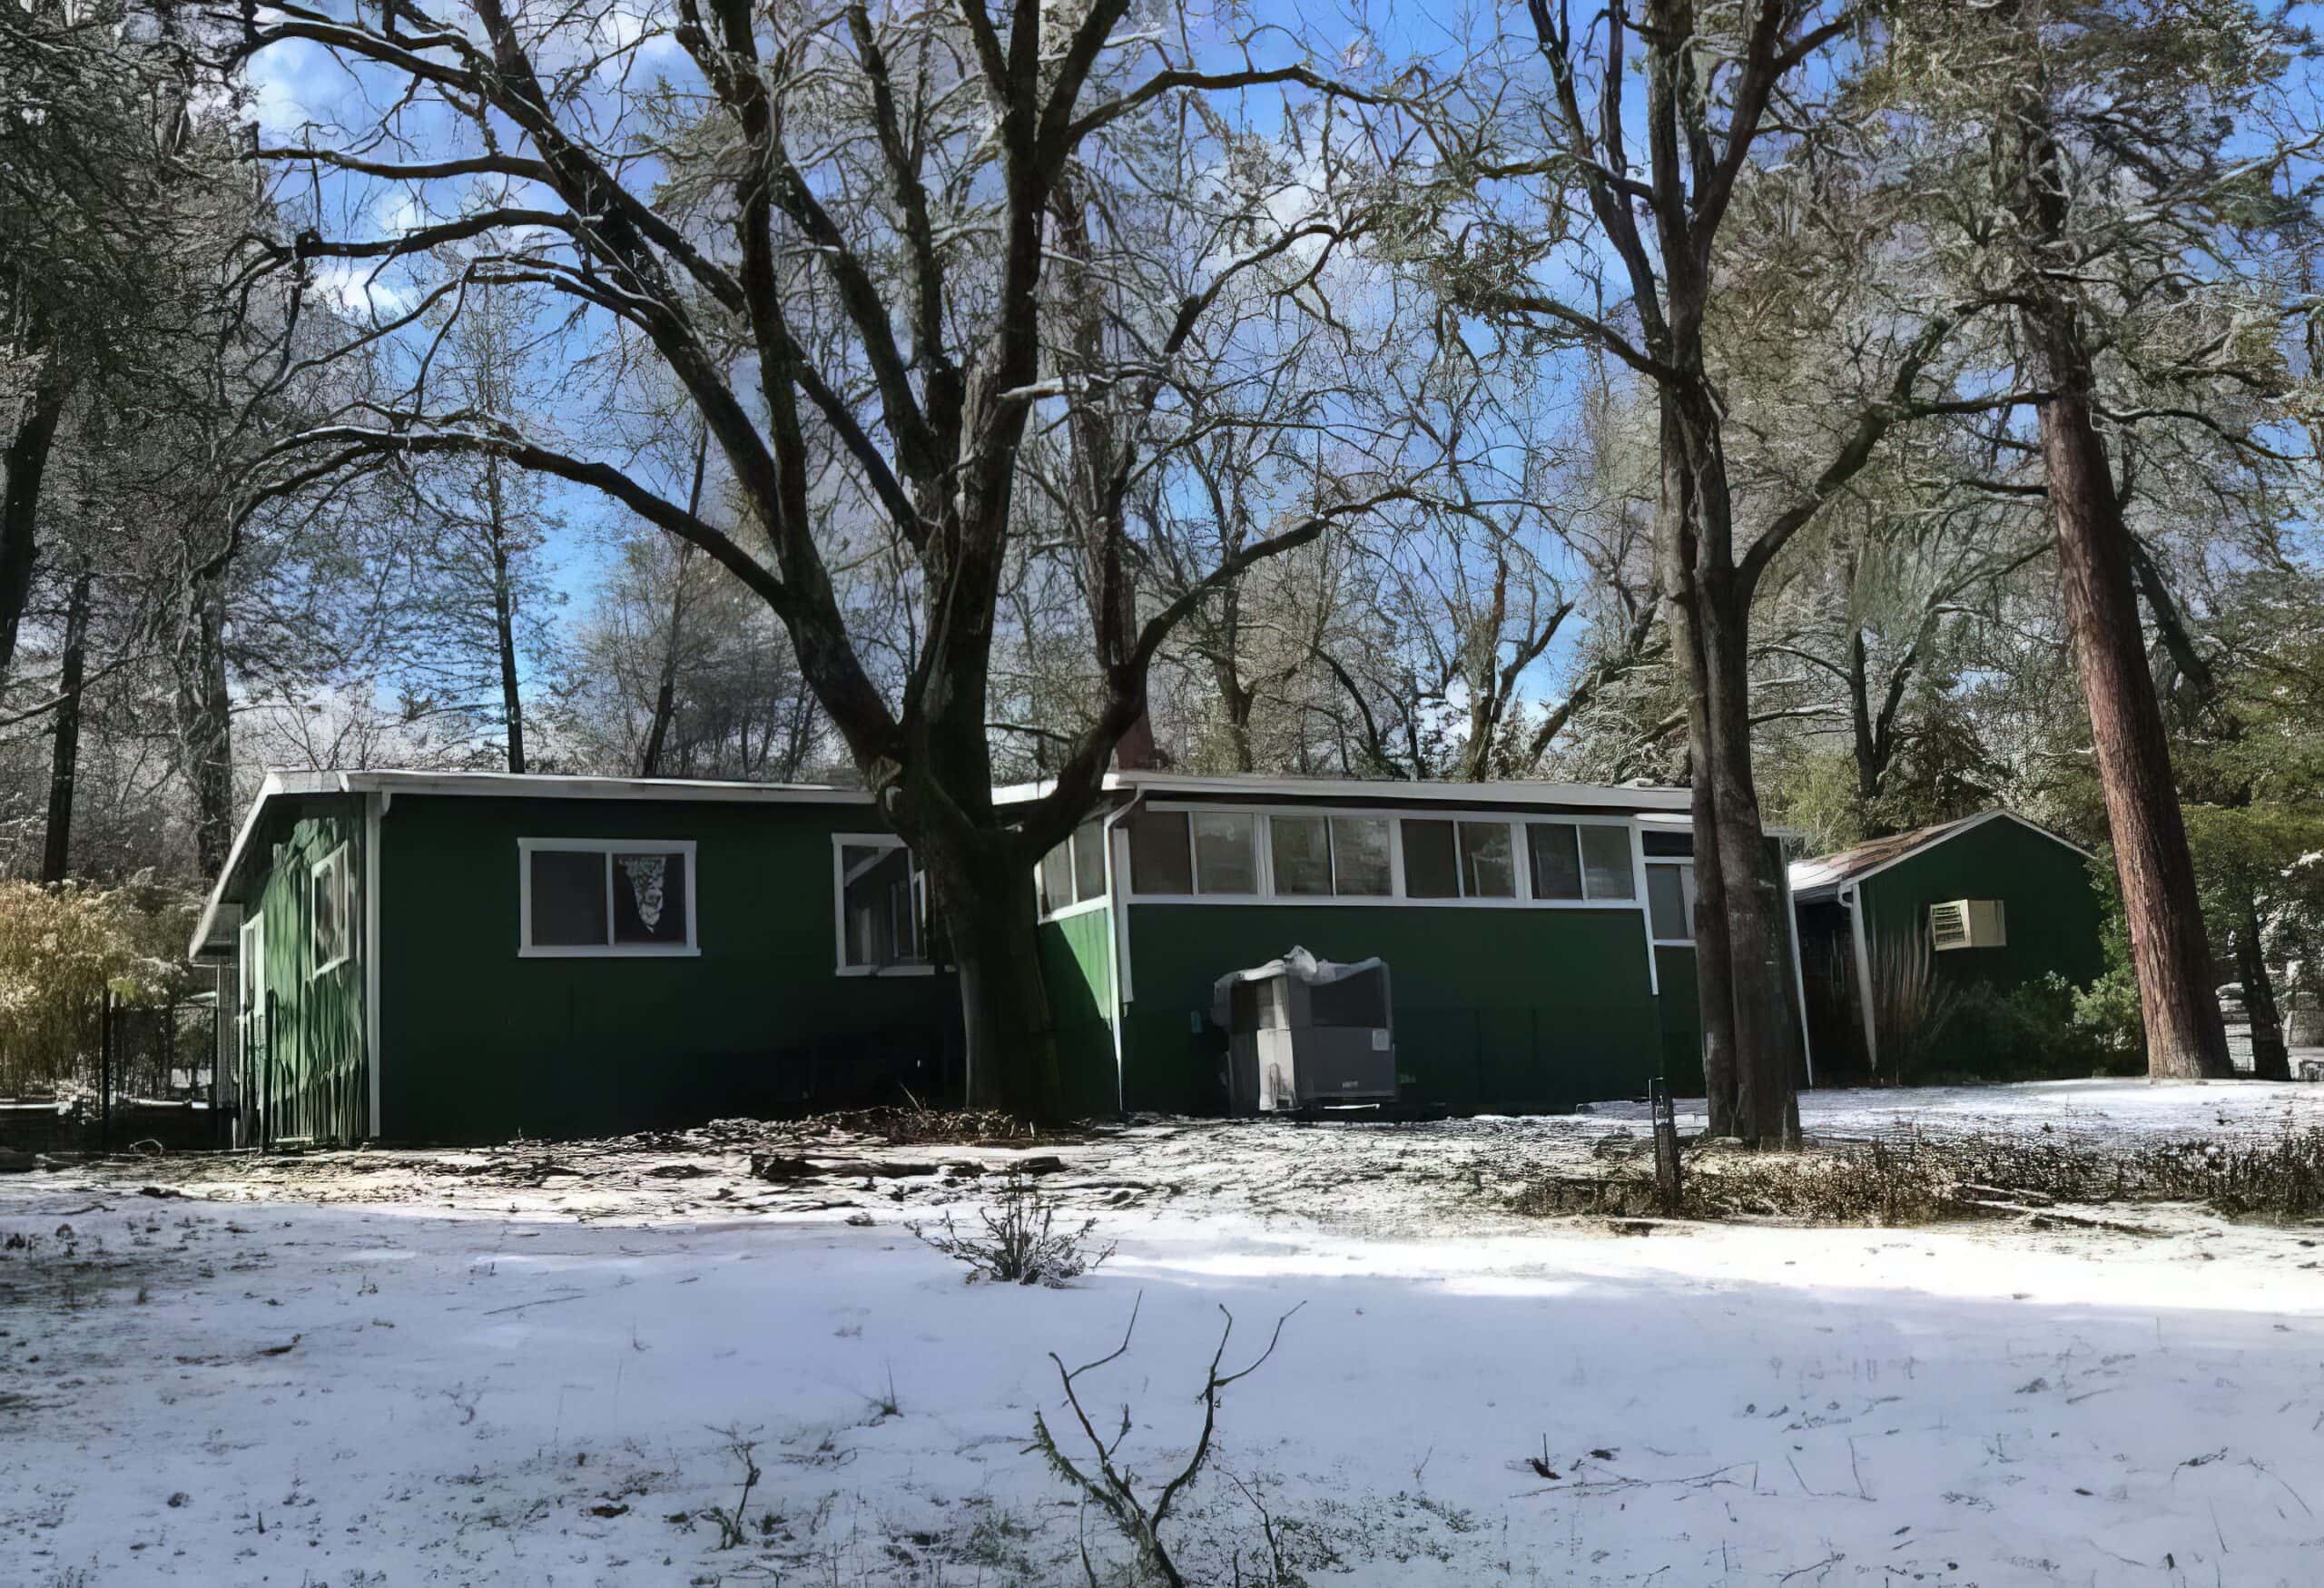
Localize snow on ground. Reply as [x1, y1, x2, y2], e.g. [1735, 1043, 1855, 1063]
[1593, 1075, 2324, 1146]
[3, 1082, 2323, 1586]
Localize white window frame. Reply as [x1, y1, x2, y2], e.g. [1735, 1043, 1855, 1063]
[310, 843, 354, 977]
[239, 912, 265, 1015]
[1037, 824, 1112, 923]
[517, 837, 700, 959]
[1645, 857, 1699, 947]
[1120, 802, 1652, 912]
[832, 833, 938, 976]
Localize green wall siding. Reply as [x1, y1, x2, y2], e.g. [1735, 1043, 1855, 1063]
[1036, 908, 1119, 1117]
[1861, 819, 2103, 993]
[245, 804, 369, 1145]
[376, 794, 960, 1141]
[1121, 904, 1664, 1114]
[1655, 946, 1700, 1081]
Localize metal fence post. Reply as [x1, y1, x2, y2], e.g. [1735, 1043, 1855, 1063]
[99, 989, 113, 1151]
[263, 991, 277, 1153]
[1650, 1077, 1683, 1217]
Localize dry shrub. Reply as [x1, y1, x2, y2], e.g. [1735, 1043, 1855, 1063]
[909, 1169, 1114, 1286]
[1510, 1126, 2324, 1227]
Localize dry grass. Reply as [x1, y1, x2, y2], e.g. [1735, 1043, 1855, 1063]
[1510, 1126, 2324, 1227]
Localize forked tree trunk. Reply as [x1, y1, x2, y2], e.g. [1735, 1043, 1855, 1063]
[39, 562, 92, 883]
[2236, 894, 2289, 1080]
[1662, 390, 1799, 1145]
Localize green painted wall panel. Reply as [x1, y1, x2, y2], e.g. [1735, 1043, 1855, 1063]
[376, 794, 960, 1140]
[1120, 904, 1663, 1114]
[1037, 908, 1118, 1116]
[1861, 819, 2103, 992]
[244, 802, 369, 1145]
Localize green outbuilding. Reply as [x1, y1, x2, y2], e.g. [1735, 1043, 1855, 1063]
[1787, 810, 2105, 1078]
[189, 768, 1808, 1145]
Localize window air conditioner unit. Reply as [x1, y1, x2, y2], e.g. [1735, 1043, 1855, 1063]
[1928, 898, 2006, 951]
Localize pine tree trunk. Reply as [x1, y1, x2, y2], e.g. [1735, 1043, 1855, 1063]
[2237, 894, 2289, 1080]
[2034, 375, 2230, 1078]
[38, 563, 92, 883]
[0, 372, 66, 687]
[2010, 81, 2230, 1082]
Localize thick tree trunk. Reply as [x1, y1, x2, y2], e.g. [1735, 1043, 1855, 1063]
[2034, 380, 2230, 1078]
[1661, 386, 1798, 1144]
[0, 373, 67, 687]
[922, 831, 1062, 1119]
[39, 562, 92, 883]
[2010, 84, 2230, 1081]
[1658, 417, 1741, 1135]
[1698, 571, 1800, 1145]
[2236, 894, 2289, 1080]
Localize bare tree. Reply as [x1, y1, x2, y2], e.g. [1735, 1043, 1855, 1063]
[225, 0, 1417, 1114]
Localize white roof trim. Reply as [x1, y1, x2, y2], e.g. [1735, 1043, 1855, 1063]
[993, 770, 1697, 813]
[1787, 810, 2093, 901]
[189, 768, 872, 958]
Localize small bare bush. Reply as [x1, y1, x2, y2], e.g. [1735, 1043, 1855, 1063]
[910, 1169, 1113, 1286]
[1031, 1293, 1305, 1587]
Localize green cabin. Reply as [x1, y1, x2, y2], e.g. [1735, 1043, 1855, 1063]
[1787, 810, 2105, 1079]
[189, 769, 1809, 1145]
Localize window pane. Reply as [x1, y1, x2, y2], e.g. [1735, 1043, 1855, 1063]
[1526, 822, 1582, 900]
[613, 852, 689, 945]
[530, 850, 608, 947]
[1128, 810, 1192, 894]
[1071, 822, 1106, 904]
[843, 843, 920, 966]
[1580, 824, 1636, 900]
[1271, 814, 1332, 895]
[1459, 821, 1515, 898]
[1648, 865, 1690, 940]
[312, 854, 343, 966]
[1402, 820, 1459, 898]
[1192, 812, 1257, 894]
[1641, 830, 1694, 858]
[1040, 839, 1074, 915]
[1331, 816, 1393, 896]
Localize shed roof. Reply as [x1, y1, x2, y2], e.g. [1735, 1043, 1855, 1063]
[1787, 810, 2092, 902]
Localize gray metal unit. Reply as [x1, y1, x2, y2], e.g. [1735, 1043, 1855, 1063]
[1216, 949, 1397, 1114]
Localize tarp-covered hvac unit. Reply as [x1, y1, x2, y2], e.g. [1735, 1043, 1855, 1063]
[1212, 947, 1396, 1115]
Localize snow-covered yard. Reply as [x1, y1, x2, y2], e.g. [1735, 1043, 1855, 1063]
[5, 1080, 2324, 1585]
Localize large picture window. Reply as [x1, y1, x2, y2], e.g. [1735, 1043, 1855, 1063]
[310, 843, 354, 975]
[836, 836, 931, 973]
[519, 840, 697, 957]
